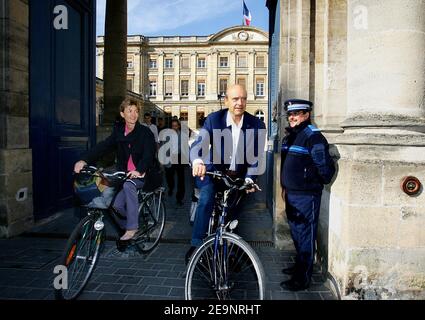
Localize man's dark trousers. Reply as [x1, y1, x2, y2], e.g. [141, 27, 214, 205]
[285, 192, 321, 285]
[166, 164, 185, 202]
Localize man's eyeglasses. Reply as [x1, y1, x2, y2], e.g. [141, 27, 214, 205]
[287, 110, 306, 117]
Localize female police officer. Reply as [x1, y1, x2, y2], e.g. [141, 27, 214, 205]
[280, 99, 335, 291]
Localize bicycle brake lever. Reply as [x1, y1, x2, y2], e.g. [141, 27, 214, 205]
[253, 184, 262, 192]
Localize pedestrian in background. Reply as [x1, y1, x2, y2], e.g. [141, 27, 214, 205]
[142, 112, 159, 145]
[165, 118, 186, 206]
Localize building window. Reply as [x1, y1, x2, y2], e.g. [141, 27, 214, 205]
[126, 79, 133, 91]
[181, 56, 189, 69]
[197, 81, 206, 97]
[197, 111, 205, 128]
[165, 58, 173, 69]
[165, 80, 173, 96]
[255, 110, 265, 122]
[149, 81, 157, 96]
[219, 57, 228, 67]
[149, 59, 157, 69]
[219, 79, 228, 96]
[256, 55, 265, 68]
[181, 80, 189, 97]
[237, 78, 246, 88]
[197, 57, 206, 68]
[256, 80, 265, 96]
[127, 60, 134, 69]
[180, 111, 188, 121]
[238, 55, 247, 68]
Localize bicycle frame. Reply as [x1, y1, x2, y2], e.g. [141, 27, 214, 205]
[208, 178, 245, 293]
[77, 167, 164, 240]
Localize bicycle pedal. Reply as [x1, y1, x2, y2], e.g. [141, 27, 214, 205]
[116, 239, 136, 252]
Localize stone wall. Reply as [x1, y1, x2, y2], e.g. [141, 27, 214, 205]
[275, 0, 425, 299]
[0, 0, 33, 238]
[328, 0, 425, 299]
[273, 0, 312, 249]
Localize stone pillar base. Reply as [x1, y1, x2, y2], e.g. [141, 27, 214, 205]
[272, 153, 295, 250]
[325, 134, 425, 299]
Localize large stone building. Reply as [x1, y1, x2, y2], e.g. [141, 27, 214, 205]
[96, 26, 269, 130]
[267, 0, 425, 299]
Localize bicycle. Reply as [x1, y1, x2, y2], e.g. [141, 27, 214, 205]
[54, 165, 166, 300]
[184, 171, 266, 300]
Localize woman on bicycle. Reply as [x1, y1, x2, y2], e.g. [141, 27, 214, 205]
[73, 98, 157, 242]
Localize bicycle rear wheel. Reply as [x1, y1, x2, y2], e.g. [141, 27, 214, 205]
[136, 192, 166, 253]
[55, 213, 104, 300]
[185, 233, 266, 300]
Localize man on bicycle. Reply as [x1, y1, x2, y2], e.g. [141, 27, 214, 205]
[186, 84, 266, 263]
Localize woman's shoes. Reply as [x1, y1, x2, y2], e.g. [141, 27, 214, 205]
[116, 229, 138, 252]
[120, 230, 137, 241]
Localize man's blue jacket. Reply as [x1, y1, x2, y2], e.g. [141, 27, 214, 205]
[190, 109, 266, 187]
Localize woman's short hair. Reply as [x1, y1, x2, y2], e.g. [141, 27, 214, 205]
[119, 98, 140, 113]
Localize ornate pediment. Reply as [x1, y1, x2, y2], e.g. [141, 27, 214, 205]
[209, 26, 268, 43]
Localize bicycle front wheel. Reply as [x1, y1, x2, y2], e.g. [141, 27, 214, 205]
[55, 213, 104, 300]
[185, 233, 266, 300]
[137, 192, 166, 253]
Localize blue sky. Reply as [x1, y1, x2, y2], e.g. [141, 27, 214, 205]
[96, 0, 270, 37]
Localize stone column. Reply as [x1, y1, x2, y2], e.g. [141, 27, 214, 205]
[103, 0, 127, 124]
[273, 0, 311, 249]
[173, 51, 180, 101]
[314, 0, 347, 132]
[207, 49, 218, 100]
[0, 0, 34, 238]
[157, 51, 164, 100]
[189, 51, 197, 101]
[96, 48, 104, 79]
[328, 0, 425, 299]
[133, 49, 142, 95]
[247, 49, 255, 100]
[230, 49, 237, 86]
[134, 48, 146, 96]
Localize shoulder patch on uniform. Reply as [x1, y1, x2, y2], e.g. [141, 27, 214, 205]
[308, 125, 320, 132]
[304, 124, 321, 137]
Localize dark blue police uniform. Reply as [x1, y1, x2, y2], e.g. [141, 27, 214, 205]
[280, 99, 335, 290]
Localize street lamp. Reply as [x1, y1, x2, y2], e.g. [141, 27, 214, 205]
[217, 93, 225, 110]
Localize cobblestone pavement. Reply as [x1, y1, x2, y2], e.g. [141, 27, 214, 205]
[0, 168, 336, 300]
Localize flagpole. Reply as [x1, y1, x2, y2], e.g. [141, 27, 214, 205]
[242, 0, 244, 26]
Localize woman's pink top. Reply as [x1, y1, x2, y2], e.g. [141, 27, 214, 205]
[125, 125, 136, 172]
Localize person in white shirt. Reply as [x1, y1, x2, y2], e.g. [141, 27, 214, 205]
[142, 112, 159, 145]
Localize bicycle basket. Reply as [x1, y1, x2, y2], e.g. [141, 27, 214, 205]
[73, 173, 104, 205]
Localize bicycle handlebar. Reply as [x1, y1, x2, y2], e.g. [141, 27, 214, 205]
[77, 165, 128, 181]
[205, 171, 261, 192]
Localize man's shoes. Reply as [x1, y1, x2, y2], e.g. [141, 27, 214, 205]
[280, 278, 310, 291]
[185, 246, 197, 265]
[282, 265, 296, 275]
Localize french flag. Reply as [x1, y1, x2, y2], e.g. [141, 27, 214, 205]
[243, 0, 252, 26]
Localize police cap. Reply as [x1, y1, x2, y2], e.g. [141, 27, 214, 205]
[284, 99, 313, 112]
